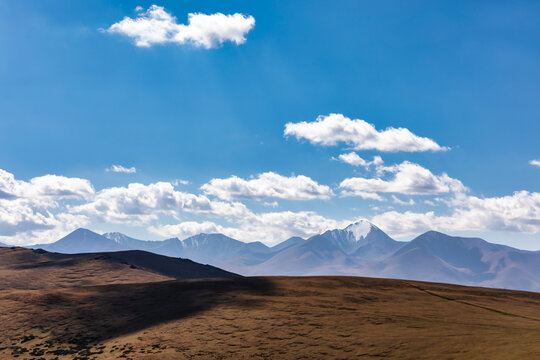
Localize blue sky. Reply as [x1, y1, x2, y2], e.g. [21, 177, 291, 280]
[0, 1, 538, 248]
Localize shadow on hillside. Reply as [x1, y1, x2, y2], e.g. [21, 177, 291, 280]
[22, 277, 275, 348]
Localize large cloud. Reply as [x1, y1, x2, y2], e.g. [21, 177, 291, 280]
[372, 191, 540, 237]
[106, 5, 255, 48]
[0, 169, 93, 244]
[149, 221, 225, 239]
[72, 181, 250, 224]
[285, 113, 447, 152]
[0, 169, 94, 200]
[151, 210, 350, 245]
[340, 161, 466, 197]
[201, 172, 334, 201]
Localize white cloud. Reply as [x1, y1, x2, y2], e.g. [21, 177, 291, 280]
[106, 5, 255, 48]
[336, 152, 368, 167]
[201, 172, 334, 201]
[0, 206, 89, 246]
[27, 175, 94, 199]
[263, 201, 279, 208]
[284, 113, 448, 152]
[72, 181, 250, 224]
[0, 169, 94, 200]
[173, 179, 190, 186]
[392, 195, 415, 206]
[151, 210, 350, 245]
[340, 190, 385, 201]
[372, 191, 540, 237]
[106, 165, 137, 174]
[232, 211, 347, 244]
[0, 169, 92, 244]
[530, 159, 540, 167]
[334, 153, 384, 168]
[149, 221, 225, 239]
[340, 161, 466, 197]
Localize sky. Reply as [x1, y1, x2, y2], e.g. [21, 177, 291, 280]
[0, 1, 539, 248]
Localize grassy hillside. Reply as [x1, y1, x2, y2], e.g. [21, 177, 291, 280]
[1, 276, 540, 359]
[0, 247, 237, 290]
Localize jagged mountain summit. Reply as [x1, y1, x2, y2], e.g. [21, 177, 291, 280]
[28, 221, 540, 292]
[248, 220, 402, 276]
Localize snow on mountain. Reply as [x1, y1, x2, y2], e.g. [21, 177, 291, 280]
[344, 220, 373, 241]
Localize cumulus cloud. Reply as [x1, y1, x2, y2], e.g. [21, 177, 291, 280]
[530, 159, 540, 167]
[106, 165, 137, 174]
[340, 161, 466, 197]
[372, 191, 540, 237]
[0, 169, 94, 200]
[152, 210, 350, 245]
[0, 169, 92, 245]
[334, 153, 384, 168]
[149, 221, 225, 239]
[201, 172, 334, 201]
[0, 205, 89, 246]
[105, 5, 255, 48]
[284, 114, 447, 152]
[72, 181, 250, 224]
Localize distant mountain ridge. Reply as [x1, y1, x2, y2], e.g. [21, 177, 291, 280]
[29, 221, 540, 292]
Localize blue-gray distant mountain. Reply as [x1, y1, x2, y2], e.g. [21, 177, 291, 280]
[378, 231, 540, 291]
[270, 236, 305, 253]
[34, 228, 127, 253]
[249, 220, 402, 275]
[0, 242, 7, 247]
[28, 223, 540, 292]
[104, 232, 184, 256]
[32, 229, 275, 273]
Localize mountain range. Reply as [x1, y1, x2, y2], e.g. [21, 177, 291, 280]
[25, 220, 540, 292]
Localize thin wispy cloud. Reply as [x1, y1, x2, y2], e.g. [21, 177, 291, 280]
[106, 165, 137, 174]
[173, 179, 190, 186]
[392, 195, 415, 206]
[104, 5, 255, 48]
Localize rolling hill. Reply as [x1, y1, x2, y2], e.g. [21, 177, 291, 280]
[2, 276, 540, 359]
[0, 246, 237, 290]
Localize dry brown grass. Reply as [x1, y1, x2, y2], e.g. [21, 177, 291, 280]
[1, 275, 540, 359]
[0, 247, 173, 289]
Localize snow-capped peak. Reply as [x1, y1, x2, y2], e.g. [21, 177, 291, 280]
[344, 220, 373, 241]
[103, 232, 127, 244]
